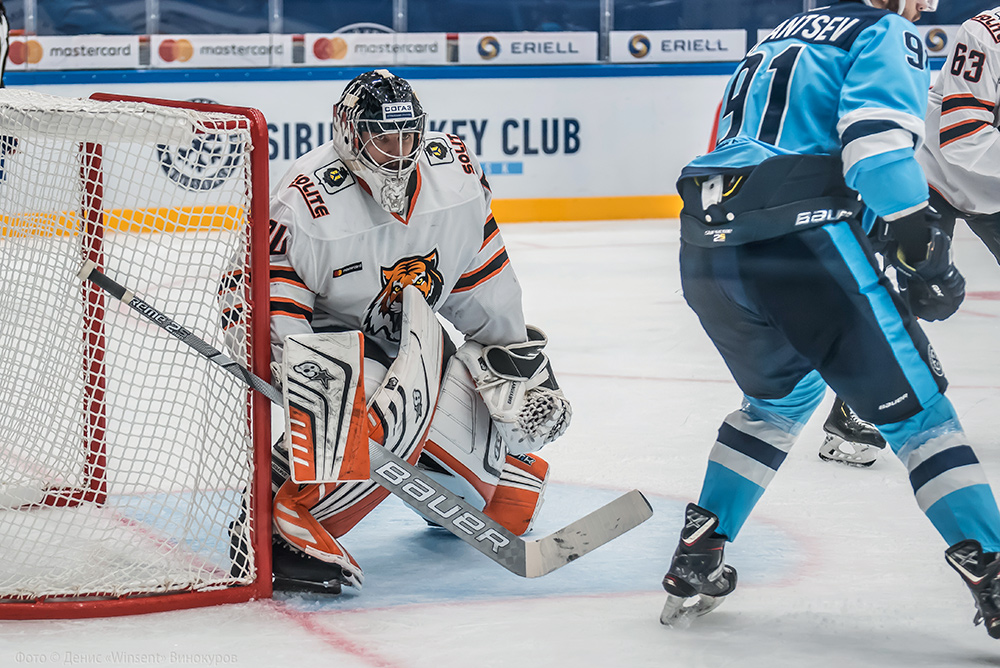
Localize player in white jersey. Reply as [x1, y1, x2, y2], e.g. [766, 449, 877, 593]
[918, 6, 1000, 264]
[232, 70, 571, 593]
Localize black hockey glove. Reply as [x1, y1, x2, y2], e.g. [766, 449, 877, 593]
[867, 215, 892, 256]
[890, 226, 965, 322]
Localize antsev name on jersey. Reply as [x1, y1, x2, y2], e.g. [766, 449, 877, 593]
[267, 131, 528, 364]
[688, 1, 929, 222]
[919, 7, 1000, 215]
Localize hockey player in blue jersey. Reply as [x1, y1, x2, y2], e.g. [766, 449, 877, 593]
[661, 0, 1000, 638]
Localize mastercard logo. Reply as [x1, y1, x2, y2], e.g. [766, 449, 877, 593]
[313, 37, 348, 60]
[629, 34, 650, 59]
[158, 39, 194, 63]
[8, 40, 43, 65]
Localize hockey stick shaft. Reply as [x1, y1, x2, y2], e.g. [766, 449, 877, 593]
[80, 262, 652, 577]
[80, 261, 282, 405]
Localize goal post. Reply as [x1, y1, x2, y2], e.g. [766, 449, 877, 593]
[0, 89, 273, 617]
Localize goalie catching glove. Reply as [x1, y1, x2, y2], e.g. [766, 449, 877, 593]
[455, 326, 571, 455]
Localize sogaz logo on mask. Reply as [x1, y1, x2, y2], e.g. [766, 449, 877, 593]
[382, 102, 414, 120]
[156, 98, 244, 191]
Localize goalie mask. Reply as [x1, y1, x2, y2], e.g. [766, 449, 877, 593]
[332, 69, 426, 214]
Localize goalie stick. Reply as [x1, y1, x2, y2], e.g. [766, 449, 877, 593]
[78, 260, 653, 578]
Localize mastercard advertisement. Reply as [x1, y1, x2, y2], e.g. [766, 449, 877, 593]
[301, 33, 448, 66]
[150, 34, 293, 68]
[6, 35, 140, 70]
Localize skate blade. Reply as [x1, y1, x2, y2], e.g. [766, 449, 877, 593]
[273, 576, 343, 595]
[818, 436, 878, 468]
[659, 593, 726, 627]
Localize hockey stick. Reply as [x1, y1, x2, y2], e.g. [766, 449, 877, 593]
[79, 261, 653, 578]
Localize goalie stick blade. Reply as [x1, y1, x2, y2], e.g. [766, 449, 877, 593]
[369, 439, 653, 578]
[523, 489, 653, 578]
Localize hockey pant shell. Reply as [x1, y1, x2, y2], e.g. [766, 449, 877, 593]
[680, 221, 1000, 550]
[419, 355, 549, 536]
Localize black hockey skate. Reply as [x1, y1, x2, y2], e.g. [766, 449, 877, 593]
[229, 519, 348, 594]
[229, 518, 251, 579]
[272, 537, 349, 595]
[818, 397, 886, 467]
[660, 503, 738, 627]
[946, 539, 1000, 639]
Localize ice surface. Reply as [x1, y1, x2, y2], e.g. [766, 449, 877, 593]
[2, 219, 999, 667]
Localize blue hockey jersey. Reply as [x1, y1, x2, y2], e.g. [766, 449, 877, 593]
[683, 0, 930, 222]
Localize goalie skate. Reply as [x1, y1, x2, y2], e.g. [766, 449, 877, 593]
[818, 397, 885, 467]
[272, 538, 349, 595]
[660, 503, 737, 627]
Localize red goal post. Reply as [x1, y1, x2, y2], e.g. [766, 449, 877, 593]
[0, 90, 273, 617]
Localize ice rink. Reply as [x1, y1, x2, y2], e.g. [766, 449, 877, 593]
[3, 217, 1000, 668]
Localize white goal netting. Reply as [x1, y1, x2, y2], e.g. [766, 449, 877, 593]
[0, 89, 270, 613]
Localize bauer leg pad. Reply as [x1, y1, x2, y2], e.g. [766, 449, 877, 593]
[272, 479, 364, 589]
[282, 332, 369, 483]
[483, 453, 550, 536]
[418, 354, 505, 510]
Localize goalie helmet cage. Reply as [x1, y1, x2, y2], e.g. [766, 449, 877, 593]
[0, 90, 272, 618]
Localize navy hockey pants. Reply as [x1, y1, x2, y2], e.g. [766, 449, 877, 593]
[679, 219, 946, 426]
[678, 220, 1000, 549]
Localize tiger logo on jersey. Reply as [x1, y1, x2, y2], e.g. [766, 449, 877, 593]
[363, 251, 444, 340]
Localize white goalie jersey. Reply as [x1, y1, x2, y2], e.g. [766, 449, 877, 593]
[919, 7, 1000, 215]
[266, 131, 527, 363]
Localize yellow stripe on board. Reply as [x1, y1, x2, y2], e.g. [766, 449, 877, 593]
[105, 206, 246, 233]
[491, 195, 683, 223]
[0, 206, 247, 237]
[1, 197, 680, 237]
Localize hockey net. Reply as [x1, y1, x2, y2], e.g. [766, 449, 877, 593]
[0, 89, 272, 617]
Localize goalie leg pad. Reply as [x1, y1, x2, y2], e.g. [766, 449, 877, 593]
[273, 437, 398, 543]
[272, 479, 364, 589]
[417, 355, 505, 509]
[483, 452, 550, 536]
[366, 284, 444, 465]
[282, 331, 369, 483]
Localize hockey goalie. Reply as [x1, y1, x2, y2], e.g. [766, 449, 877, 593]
[226, 69, 572, 594]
